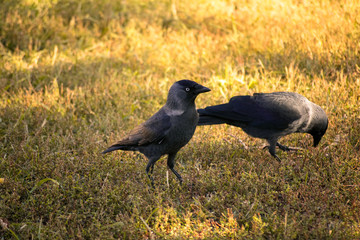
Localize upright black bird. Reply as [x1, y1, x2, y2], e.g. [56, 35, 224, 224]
[197, 92, 328, 161]
[102, 80, 210, 186]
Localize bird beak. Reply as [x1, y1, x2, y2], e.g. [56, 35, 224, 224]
[313, 134, 322, 147]
[194, 84, 211, 94]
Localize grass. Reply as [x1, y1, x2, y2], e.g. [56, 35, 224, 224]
[1, 0, 360, 239]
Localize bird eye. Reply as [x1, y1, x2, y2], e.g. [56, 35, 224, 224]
[185, 87, 190, 92]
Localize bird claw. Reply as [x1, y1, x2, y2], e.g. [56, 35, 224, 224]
[260, 145, 282, 162]
[262, 145, 270, 150]
[277, 143, 303, 152]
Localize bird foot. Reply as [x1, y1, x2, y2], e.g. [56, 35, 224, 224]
[273, 154, 282, 163]
[262, 145, 269, 150]
[257, 145, 282, 162]
[276, 143, 303, 152]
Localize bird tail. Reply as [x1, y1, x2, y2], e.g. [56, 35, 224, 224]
[197, 108, 227, 126]
[101, 144, 132, 154]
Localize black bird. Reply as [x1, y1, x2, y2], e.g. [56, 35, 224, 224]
[197, 92, 328, 161]
[102, 80, 210, 186]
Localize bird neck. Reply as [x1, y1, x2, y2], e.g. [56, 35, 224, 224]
[305, 104, 327, 133]
[165, 98, 195, 112]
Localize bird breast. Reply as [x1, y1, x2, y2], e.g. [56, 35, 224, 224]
[166, 109, 198, 149]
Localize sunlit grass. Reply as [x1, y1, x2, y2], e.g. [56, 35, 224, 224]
[1, 0, 360, 239]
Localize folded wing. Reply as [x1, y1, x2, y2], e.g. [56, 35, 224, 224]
[102, 110, 171, 153]
[198, 93, 304, 131]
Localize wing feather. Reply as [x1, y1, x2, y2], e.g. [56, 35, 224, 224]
[115, 109, 171, 147]
[200, 93, 304, 130]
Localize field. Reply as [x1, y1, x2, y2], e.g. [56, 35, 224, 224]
[1, 0, 360, 239]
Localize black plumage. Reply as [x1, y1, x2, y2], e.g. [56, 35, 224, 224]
[197, 92, 328, 161]
[102, 80, 210, 186]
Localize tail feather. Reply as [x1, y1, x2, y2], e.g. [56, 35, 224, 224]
[197, 108, 227, 126]
[101, 144, 132, 154]
[197, 115, 226, 125]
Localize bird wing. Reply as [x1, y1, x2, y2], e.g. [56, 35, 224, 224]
[248, 93, 303, 130]
[116, 109, 171, 146]
[202, 93, 303, 130]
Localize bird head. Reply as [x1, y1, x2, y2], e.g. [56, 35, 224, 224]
[308, 107, 328, 147]
[167, 80, 211, 107]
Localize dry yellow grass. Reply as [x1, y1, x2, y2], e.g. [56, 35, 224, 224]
[1, 0, 360, 239]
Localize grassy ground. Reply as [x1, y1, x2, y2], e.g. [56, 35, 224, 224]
[1, 0, 360, 239]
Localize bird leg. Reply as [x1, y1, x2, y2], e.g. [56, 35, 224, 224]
[145, 158, 157, 188]
[276, 142, 303, 152]
[266, 140, 282, 162]
[167, 153, 183, 185]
